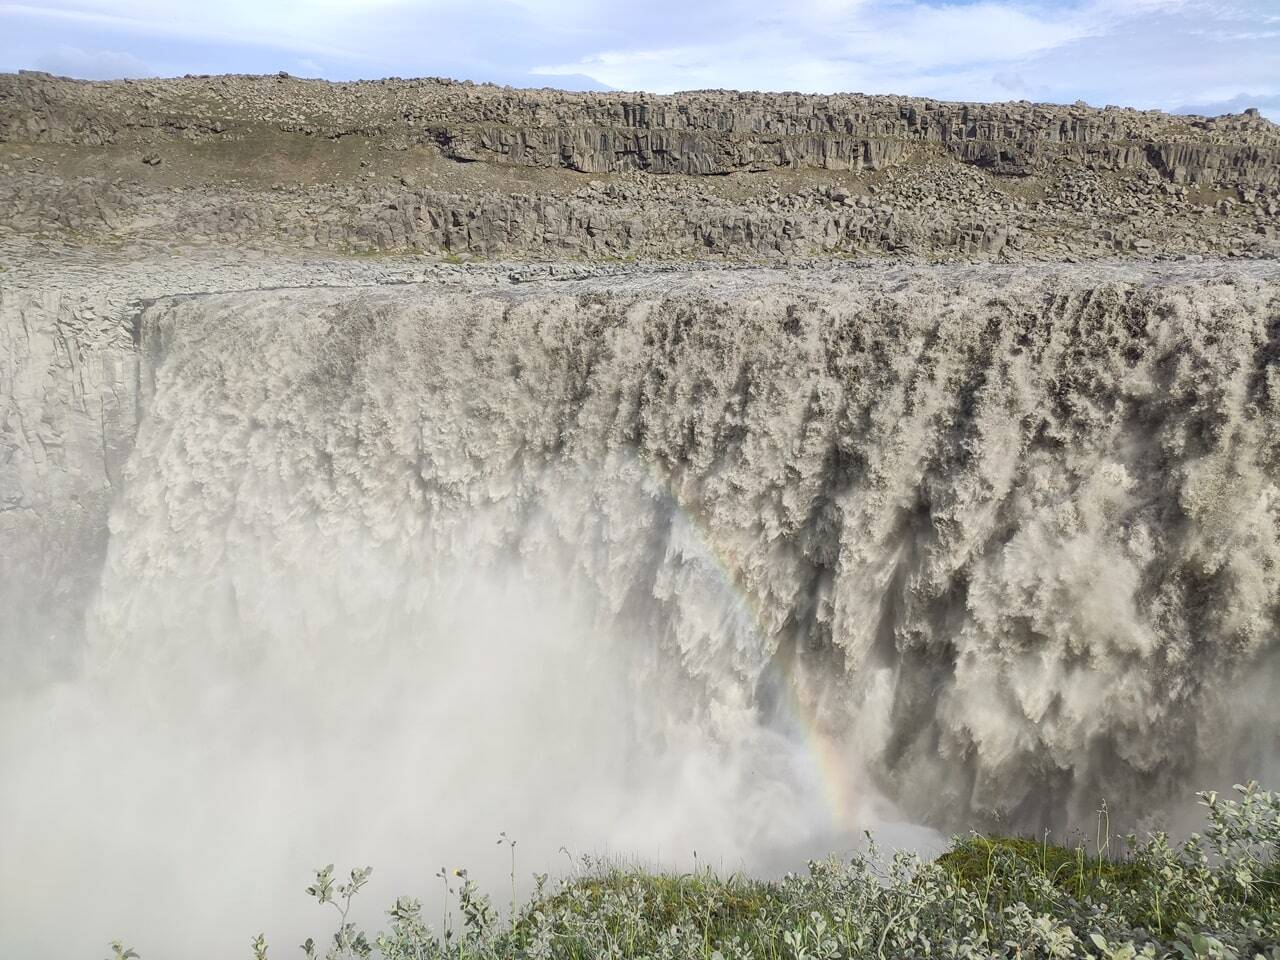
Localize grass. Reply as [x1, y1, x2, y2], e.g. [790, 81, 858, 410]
[515, 868, 777, 957]
[935, 834, 1155, 901]
[113, 783, 1280, 960]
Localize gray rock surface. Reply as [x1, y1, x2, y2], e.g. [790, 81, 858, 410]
[2, 71, 1278, 262]
[5, 72, 1278, 187]
[0, 287, 136, 680]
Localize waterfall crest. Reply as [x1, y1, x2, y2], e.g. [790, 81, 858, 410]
[95, 271, 1280, 828]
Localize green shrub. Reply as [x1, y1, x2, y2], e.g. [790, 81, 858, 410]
[113, 782, 1280, 960]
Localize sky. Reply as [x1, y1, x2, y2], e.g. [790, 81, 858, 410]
[0, 0, 1277, 118]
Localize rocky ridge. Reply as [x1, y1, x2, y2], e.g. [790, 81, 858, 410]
[6, 71, 1279, 184]
[2, 71, 1278, 262]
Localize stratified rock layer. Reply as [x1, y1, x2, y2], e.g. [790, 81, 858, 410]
[2, 71, 1278, 261]
[5, 72, 1279, 186]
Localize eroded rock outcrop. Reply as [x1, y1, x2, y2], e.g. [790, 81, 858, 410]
[0, 288, 137, 683]
[5, 72, 1278, 187]
[2, 71, 1278, 263]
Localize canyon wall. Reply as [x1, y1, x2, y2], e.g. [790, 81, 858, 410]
[5, 72, 1279, 187]
[0, 287, 137, 684]
[3, 72, 1279, 264]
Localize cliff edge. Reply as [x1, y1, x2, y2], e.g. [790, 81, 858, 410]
[2, 71, 1278, 261]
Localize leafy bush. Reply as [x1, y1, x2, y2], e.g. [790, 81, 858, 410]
[114, 782, 1280, 960]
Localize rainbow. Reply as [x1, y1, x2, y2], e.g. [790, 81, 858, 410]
[618, 447, 866, 838]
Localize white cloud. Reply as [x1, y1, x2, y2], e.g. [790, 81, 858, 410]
[0, 1, 375, 59]
[293, 57, 324, 77]
[1, 0, 1276, 114]
[32, 43, 152, 78]
[841, 3, 1088, 69]
[533, 2, 1093, 94]
[533, 40, 859, 94]
[531, 0, 1278, 106]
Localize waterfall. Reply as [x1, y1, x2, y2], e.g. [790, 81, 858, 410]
[3, 266, 1278, 957]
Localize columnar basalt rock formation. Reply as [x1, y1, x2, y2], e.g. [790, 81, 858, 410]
[5, 72, 1279, 186]
[2, 71, 1279, 261]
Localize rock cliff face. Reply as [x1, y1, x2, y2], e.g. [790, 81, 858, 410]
[429, 98, 1280, 188]
[0, 173, 1029, 259]
[5, 72, 1279, 187]
[8, 260, 1276, 830]
[0, 287, 137, 684]
[2, 72, 1278, 263]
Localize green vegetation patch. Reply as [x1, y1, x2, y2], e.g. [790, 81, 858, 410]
[937, 834, 1154, 900]
[112, 783, 1280, 960]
